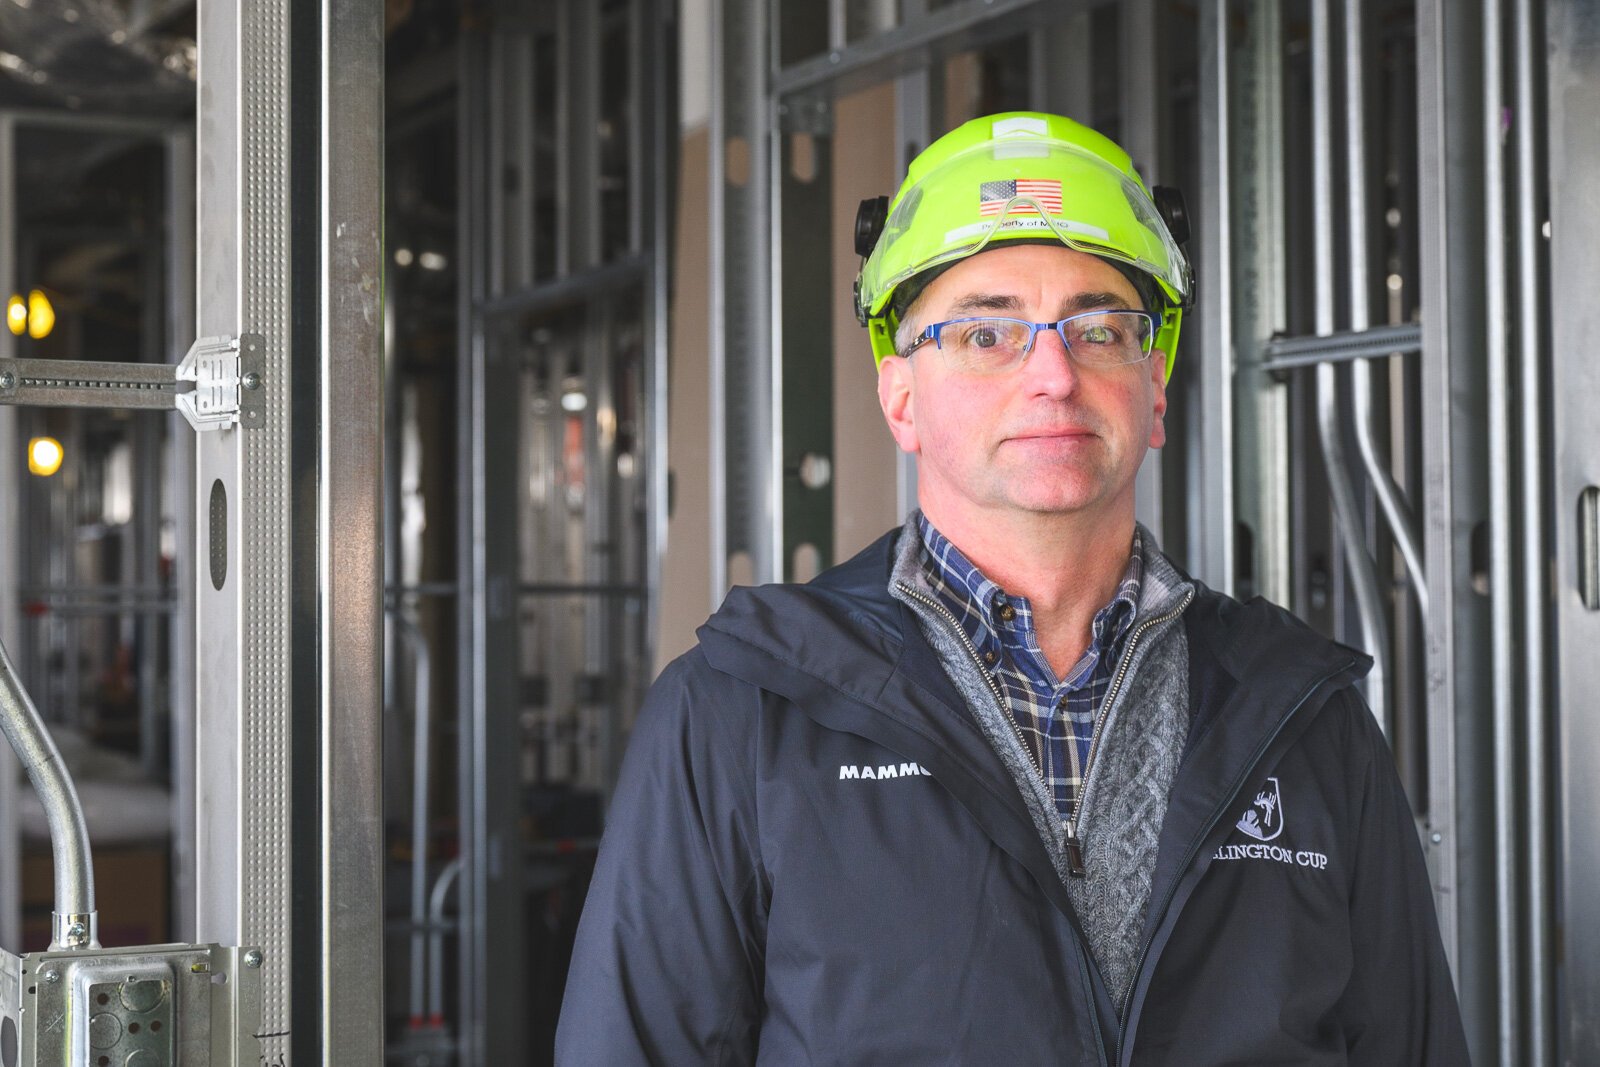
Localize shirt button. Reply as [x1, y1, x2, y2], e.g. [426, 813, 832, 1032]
[983, 650, 997, 665]
[997, 603, 1016, 622]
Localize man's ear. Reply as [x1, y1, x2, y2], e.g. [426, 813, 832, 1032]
[877, 355, 920, 455]
[1147, 352, 1169, 450]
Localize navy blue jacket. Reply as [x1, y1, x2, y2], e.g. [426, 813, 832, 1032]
[556, 530, 1469, 1064]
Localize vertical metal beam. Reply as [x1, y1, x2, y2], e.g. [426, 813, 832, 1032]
[892, 71, 930, 521]
[1416, 0, 1493, 1054]
[1481, 1, 1521, 1061]
[1310, 0, 1388, 731]
[319, 0, 385, 1056]
[1549, 0, 1600, 1060]
[644, 0, 672, 680]
[195, 0, 384, 1060]
[0, 113, 19, 954]
[1230, 0, 1290, 607]
[1120, 0, 1164, 540]
[1032, 7, 1092, 119]
[193, 3, 295, 1063]
[709, 0, 777, 594]
[166, 126, 198, 945]
[457, 30, 489, 1063]
[567, 0, 603, 273]
[457, 26, 528, 1064]
[1194, 0, 1234, 595]
[1510, 0, 1551, 1060]
[1346, 0, 1428, 629]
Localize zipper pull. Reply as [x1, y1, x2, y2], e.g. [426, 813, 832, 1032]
[1065, 819, 1086, 878]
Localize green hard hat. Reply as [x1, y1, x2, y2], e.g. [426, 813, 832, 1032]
[853, 111, 1193, 377]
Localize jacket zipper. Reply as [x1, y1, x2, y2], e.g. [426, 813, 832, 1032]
[1062, 588, 1195, 877]
[1110, 663, 1355, 1066]
[894, 582, 1044, 781]
[897, 578, 1110, 1067]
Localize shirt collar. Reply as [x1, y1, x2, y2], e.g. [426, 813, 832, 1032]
[915, 512, 1144, 652]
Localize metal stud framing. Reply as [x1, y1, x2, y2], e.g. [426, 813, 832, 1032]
[1549, 2, 1600, 1061]
[455, 0, 675, 1056]
[194, 0, 384, 1061]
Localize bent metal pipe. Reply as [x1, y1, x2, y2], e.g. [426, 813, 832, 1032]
[0, 636, 98, 950]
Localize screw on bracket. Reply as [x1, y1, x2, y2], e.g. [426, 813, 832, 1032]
[243, 949, 264, 969]
[41, 970, 60, 985]
[0, 372, 14, 390]
[242, 371, 263, 391]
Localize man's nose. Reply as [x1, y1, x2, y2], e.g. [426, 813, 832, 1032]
[1022, 325, 1081, 397]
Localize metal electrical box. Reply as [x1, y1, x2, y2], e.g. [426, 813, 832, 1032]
[0, 944, 259, 1067]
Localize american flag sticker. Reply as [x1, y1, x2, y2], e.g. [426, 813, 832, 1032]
[978, 178, 1063, 216]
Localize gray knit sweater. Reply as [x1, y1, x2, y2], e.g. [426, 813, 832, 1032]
[888, 514, 1194, 1005]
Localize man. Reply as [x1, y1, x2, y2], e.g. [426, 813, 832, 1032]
[557, 112, 1467, 1064]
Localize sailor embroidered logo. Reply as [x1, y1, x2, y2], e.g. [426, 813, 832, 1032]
[1236, 776, 1284, 841]
[1213, 776, 1329, 870]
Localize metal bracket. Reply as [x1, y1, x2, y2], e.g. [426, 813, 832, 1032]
[175, 334, 266, 432]
[0, 333, 265, 432]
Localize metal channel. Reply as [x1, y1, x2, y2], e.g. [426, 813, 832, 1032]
[0, 112, 19, 953]
[477, 257, 649, 318]
[645, 0, 672, 669]
[1548, 2, 1600, 1062]
[891, 69, 931, 522]
[1031, 6, 1091, 116]
[167, 126, 198, 946]
[1260, 322, 1422, 371]
[1415, 0, 1492, 1051]
[1310, 0, 1388, 732]
[458, 23, 534, 1062]
[710, 0, 777, 592]
[773, 0, 1049, 100]
[1194, 0, 1234, 595]
[1121, 0, 1164, 542]
[1482, 0, 1520, 1060]
[1511, 0, 1551, 1059]
[1344, 0, 1429, 629]
[1230, 0, 1289, 607]
[456, 27, 492, 1065]
[192, 1, 294, 1063]
[318, 0, 386, 1057]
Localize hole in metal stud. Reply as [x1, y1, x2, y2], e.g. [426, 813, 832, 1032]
[209, 479, 228, 591]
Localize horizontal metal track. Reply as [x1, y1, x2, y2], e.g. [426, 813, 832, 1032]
[773, 0, 1067, 102]
[0, 358, 183, 410]
[476, 256, 649, 320]
[1260, 322, 1422, 375]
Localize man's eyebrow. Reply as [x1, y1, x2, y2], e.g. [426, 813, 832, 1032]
[946, 292, 1023, 316]
[1058, 290, 1143, 316]
[942, 289, 1143, 319]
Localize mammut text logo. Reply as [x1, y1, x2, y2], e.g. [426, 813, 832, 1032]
[839, 763, 932, 780]
[1236, 776, 1284, 841]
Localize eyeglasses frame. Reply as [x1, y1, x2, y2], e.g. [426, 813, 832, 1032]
[901, 307, 1161, 371]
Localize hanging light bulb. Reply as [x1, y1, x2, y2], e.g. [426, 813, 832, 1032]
[26, 289, 54, 340]
[28, 436, 63, 477]
[6, 294, 25, 336]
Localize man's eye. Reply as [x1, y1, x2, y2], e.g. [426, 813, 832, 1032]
[1079, 324, 1116, 345]
[957, 323, 1004, 348]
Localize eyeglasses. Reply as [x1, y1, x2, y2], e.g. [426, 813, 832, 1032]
[903, 309, 1158, 374]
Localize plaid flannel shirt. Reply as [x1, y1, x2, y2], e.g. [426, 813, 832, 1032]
[917, 514, 1142, 821]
